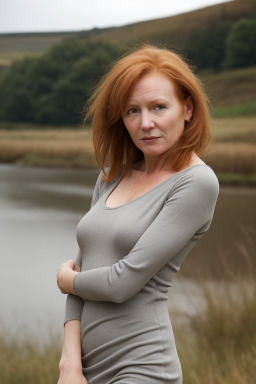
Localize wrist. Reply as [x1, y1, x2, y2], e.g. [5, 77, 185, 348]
[70, 271, 79, 295]
[62, 268, 79, 295]
[59, 357, 82, 373]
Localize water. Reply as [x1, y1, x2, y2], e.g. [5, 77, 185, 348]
[1, 164, 255, 336]
[0, 165, 96, 336]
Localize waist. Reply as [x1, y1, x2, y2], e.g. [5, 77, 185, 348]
[81, 290, 170, 344]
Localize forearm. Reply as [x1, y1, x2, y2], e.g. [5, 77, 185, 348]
[59, 320, 82, 372]
[73, 173, 219, 303]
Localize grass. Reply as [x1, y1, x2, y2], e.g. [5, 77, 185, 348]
[176, 273, 256, 384]
[0, 328, 61, 384]
[173, 228, 256, 384]
[1, 229, 255, 384]
[214, 102, 256, 118]
[215, 173, 256, 186]
[201, 66, 256, 110]
[212, 116, 256, 142]
[0, 126, 97, 168]
[204, 142, 256, 174]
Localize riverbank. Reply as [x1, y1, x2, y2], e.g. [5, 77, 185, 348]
[1, 116, 256, 186]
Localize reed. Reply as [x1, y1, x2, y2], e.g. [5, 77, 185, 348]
[0, 117, 256, 184]
[203, 143, 256, 174]
[0, 328, 61, 384]
[173, 229, 256, 384]
[0, 128, 96, 168]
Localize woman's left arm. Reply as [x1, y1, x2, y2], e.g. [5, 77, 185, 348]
[58, 171, 219, 303]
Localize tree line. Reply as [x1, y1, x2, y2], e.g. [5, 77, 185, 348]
[0, 17, 255, 126]
[185, 17, 256, 70]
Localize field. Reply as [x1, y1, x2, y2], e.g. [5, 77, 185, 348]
[205, 117, 256, 183]
[1, 231, 255, 384]
[201, 66, 256, 114]
[1, 116, 256, 185]
[0, 125, 96, 168]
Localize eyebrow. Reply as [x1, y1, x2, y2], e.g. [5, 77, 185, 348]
[126, 98, 169, 107]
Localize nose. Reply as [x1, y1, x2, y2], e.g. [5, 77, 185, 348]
[140, 110, 155, 130]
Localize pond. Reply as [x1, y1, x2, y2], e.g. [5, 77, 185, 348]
[1, 164, 255, 336]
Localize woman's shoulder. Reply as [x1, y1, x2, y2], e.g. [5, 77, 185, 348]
[182, 153, 218, 188]
[190, 163, 219, 186]
[170, 163, 219, 203]
[97, 168, 122, 189]
[91, 168, 121, 205]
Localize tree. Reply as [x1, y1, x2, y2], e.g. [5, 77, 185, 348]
[224, 18, 256, 69]
[0, 40, 124, 125]
[185, 24, 230, 70]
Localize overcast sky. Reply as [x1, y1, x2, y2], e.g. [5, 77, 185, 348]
[1, 0, 233, 34]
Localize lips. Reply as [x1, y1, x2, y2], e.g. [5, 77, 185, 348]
[141, 136, 160, 142]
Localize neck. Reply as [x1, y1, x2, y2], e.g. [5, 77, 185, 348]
[138, 154, 172, 176]
[136, 151, 195, 176]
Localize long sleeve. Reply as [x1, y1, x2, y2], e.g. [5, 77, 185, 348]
[73, 170, 219, 304]
[64, 171, 104, 325]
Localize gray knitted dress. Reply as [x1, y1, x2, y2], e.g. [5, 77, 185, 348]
[64, 164, 219, 384]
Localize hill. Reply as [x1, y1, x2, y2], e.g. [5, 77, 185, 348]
[81, 0, 255, 47]
[0, 0, 255, 65]
[201, 65, 256, 116]
[0, 0, 255, 126]
[0, 32, 73, 64]
[0, 28, 116, 64]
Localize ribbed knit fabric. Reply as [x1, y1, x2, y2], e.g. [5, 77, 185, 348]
[64, 164, 219, 384]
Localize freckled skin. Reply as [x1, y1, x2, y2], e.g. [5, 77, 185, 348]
[122, 72, 193, 166]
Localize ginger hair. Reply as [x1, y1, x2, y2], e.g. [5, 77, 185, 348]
[84, 45, 213, 182]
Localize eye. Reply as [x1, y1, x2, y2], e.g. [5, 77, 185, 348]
[154, 105, 166, 111]
[127, 108, 138, 115]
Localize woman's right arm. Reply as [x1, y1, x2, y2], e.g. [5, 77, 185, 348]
[58, 320, 87, 384]
[58, 263, 87, 383]
[58, 171, 104, 383]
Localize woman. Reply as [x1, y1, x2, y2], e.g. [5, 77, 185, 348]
[57, 45, 219, 384]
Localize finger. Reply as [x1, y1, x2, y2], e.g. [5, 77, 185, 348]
[67, 259, 76, 268]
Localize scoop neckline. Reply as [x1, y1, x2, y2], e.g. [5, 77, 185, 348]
[103, 163, 210, 210]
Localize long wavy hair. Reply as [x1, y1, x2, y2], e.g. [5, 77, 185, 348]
[84, 45, 213, 182]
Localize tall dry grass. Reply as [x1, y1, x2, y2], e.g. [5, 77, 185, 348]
[0, 128, 96, 168]
[0, 329, 61, 384]
[173, 229, 256, 384]
[212, 116, 256, 142]
[175, 277, 256, 384]
[1, 117, 256, 184]
[204, 143, 256, 174]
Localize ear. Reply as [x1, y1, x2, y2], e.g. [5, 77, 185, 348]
[184, 96, 193, 121]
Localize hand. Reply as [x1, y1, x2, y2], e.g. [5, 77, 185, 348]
[57, 260, 79, 295]
[57, 369, 88, 384]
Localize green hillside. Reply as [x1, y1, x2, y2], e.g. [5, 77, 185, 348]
[0, 32, 73, 63]
[201, 65, 256, 116]
[81, 0, 255, 47]
[0, 0, 255, 126]
[0, 28, 117, 63]
[1, 0, 255, 64]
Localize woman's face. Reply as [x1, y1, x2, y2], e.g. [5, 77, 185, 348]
[122, 72, 193, 163]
